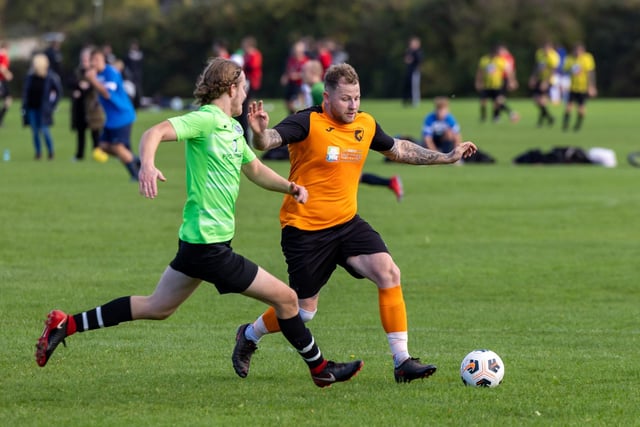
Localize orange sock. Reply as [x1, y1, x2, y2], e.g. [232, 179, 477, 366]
[378, 286, 408, 333]
[261, 306, 281, 333]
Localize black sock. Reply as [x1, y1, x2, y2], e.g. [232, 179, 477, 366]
[537, 106, 546, 126]
[278, 314, 324, 370]
[563, 112, 570, 131]
[541, 105, 549, 119]
[492, 105, 501, 120]
[502, 103, 512, 115]
[480, 105, 486, 121]
[360, 173, 390, 186]
[73, 296, 133, 332]
[574, 113, 584, 131]
[0, 107, 6, 125]
[91, 129, 101, 149]
[125, 160, 139, 179]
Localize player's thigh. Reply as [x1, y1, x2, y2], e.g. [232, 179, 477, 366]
[132, 266, 201, 318]
[242, 267, 298, 316]
[347, 252, 400, 287]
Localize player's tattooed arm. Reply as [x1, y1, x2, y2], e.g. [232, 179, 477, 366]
[383, 138, 477, 165]
[252, 129, 283, 151]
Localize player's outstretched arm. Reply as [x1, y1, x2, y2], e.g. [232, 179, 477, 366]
[138, 120, 176, 199]
[383, 138, 477, 165]
[242, 158, 308, 203]
[247, 100, 283, 151]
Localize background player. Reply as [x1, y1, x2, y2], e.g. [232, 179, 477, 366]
[562, 43, 597, 132]
[529, 41, 560, 127]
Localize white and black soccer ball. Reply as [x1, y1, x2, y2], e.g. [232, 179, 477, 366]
[460, 349, 505, 387]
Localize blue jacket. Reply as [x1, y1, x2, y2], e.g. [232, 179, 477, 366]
[22, 70, 63, 126]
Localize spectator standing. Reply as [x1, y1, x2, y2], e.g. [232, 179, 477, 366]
[237, 36, 262, 136]
[69, 47, 105, 161]
[22, 53, 63, 160]
[280, 40, 309, 114]
[316, 39, 333, 75]
[124, 40, 144, 109]
[0, 40, 13, 126]
[402, 36, 423, 107]
[212, 40, 230, 59]
[44, 39, 63, 82]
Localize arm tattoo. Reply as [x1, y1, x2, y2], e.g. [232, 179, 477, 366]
[385, 138, 453, 165]
[254, 129, 283, 151]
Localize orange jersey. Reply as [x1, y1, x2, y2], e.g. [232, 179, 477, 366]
[274, 106, 394, 230]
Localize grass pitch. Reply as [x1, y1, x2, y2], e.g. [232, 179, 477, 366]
[1, 97, 639, 426]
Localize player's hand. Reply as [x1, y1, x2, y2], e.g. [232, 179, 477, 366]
[247, 100, 269, 135]
[588, 86, 597, 97]
[449, 141, 478, 163]
[288, 181, 308, 204]
[139, 165, 166, 199]
[84, 68, 97, 81]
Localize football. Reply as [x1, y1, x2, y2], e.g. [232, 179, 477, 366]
[460, 349, 505, 387]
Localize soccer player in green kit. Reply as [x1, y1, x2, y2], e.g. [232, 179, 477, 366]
[35, 57, 363, 388]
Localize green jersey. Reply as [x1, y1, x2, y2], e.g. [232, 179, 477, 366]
[168, 104, 256, 244]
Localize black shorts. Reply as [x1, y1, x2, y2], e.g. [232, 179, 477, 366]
[169, 239, 259, 294]
[531, 80, 550, 97]
[480, 89, 501, 101]
[281, 215, 389, 299]
[0, 81, 9, 98]
[568, 91, 588, 106]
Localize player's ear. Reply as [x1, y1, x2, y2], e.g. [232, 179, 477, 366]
[228, 83, 237, 98]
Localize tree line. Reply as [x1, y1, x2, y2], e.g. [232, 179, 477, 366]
[2, 0, 639, 99]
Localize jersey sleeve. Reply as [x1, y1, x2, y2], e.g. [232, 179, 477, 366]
[102, 67, 122, 95]
[273, 109, 313, 144]
[370, 121, 395, 152]
[422, 114, 434, 138]
[585, 53, 595, 72]
[242, 143, 257, 164]
[447, 115, 461, 133]
[167, 111, 211, 142]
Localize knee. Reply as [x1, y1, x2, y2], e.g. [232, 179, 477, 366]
[273, 287, 299, 318]
[150, 308, 175, 320]
[388, 263, 401, 284]
[374, 260, 401, 286]
[299, 307, 317, 323]
[134, 296, 177, 320]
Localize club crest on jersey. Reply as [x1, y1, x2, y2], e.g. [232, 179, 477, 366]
[233, 123, 244, 135]
[354, 128, 364, 142]
[326, 146, 340, 162]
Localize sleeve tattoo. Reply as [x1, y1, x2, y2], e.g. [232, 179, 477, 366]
[254, 129, 283, 151]
[384, 138, 453, 165]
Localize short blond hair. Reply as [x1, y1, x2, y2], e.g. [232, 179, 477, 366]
[324, 63, 359, 91]
[303, 60, 323, 78]
[434, 96, 449, 110]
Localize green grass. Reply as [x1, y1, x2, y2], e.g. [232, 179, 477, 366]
[1, 97, 639, 426]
